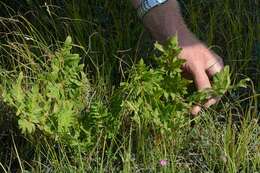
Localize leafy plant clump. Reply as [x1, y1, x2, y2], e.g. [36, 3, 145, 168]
[1, 36, 90, 146]
[116, 37, 249, 138]
[0, 36, 249, 151]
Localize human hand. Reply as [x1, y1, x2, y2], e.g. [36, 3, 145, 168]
[179, 41, 224, 116]
[131, 0, 224, 115]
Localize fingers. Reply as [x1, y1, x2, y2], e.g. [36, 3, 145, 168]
[204, 97, 219, 108]
[191, 68, 222, 116]
[191, 105, 201, 116]
[191, 97, 220, 117]
[204, 57, 224, 110]
[190, 70, 210, 116]
[180, 47, 224, 117]
[193, 69, 211, 91]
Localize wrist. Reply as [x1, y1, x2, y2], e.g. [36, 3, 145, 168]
[177, 31, 200, 48]
[141, 0, 196, 45]
[133, 0, 200, 48]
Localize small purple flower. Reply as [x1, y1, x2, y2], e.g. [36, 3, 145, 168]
[160, 160, 168, 166]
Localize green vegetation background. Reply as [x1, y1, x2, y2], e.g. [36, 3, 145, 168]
[0, 0, 260, 172]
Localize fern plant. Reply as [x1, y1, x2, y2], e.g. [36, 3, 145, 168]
[1, 36, 90, 147]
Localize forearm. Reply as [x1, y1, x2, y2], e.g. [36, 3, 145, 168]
[131, 0, 198, 46]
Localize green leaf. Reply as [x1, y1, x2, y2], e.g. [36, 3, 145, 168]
[212, 66, 231, 95]
[18, 119, 35, 134]
[12, 72, 25, 104]
[57, 101, 75, 133]
[237, 78, 250, 88]
[64, 36, 72, 50]
[154, 42, 165, 52]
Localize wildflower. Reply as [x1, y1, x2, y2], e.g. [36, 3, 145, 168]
[159, 160, 168, 166]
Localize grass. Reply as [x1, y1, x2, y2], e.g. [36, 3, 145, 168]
[0, 0, 259, 172]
